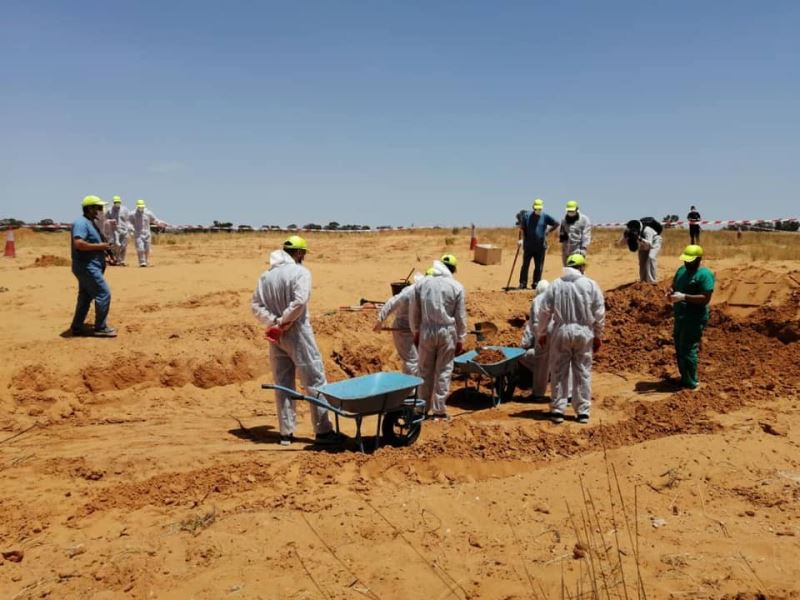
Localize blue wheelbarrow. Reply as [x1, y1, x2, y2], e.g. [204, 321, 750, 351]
[262, 372, 425, 452]
[453, 346, 526, 407]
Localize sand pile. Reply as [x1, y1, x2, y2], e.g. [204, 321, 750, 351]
[28, 254, 70, 268]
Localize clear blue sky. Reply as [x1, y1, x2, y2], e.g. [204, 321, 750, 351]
[2, 1, 798, 227]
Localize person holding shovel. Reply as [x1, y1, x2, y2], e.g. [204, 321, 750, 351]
[410, 255, 467, 421]
[251, 235, 337, 446]
[517, 198, 559, 289]
[373, 273, 425, 376]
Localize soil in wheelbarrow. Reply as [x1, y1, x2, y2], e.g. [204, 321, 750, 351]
[473, 349, 506, 364]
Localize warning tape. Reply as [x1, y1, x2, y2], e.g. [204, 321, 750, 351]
[594, 217, 798, 228]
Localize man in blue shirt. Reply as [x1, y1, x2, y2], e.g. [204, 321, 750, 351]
[517, 198, 559, 289]
[70, 196, 117, 337]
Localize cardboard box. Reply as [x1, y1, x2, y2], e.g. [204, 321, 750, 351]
[473, 244, 502, 265]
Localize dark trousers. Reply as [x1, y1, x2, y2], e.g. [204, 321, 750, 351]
[71, 264, 111, 331]
[519, 246, 546, 288]
[689, 225, 700, 245]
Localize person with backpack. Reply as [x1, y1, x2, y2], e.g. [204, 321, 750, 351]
[623, 217, 663, 283]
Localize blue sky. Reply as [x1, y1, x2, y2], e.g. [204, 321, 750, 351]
[2, 1, 798, 227]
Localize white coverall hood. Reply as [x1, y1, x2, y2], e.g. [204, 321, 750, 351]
[269, 249, 296, 269]
[430, 260, 453, 278]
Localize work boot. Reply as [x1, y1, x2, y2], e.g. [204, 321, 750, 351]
[576, 414, 590, 424]
[550, 411, 564, 424]
[279, 434, 293, 446]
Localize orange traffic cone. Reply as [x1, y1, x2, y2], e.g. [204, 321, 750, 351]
[3, 227, 15, 258]
[469, 223, 477, 250]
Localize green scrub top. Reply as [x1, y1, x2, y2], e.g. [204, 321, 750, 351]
[672, 265, 715, 323]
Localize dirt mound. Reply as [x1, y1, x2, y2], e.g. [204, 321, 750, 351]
[12, 349, 267, 395]
[27, 254, 70, 268]
[597, 277, 799, 397]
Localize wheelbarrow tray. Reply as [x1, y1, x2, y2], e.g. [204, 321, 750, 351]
[454, 346, 525, 377]
[318, 372, 423, 415]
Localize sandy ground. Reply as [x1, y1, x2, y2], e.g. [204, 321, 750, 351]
[1, 228, 799, 599]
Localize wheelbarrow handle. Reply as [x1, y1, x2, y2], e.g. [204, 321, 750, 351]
[261, 383, 358, 418]
[465, 360, 493, 379]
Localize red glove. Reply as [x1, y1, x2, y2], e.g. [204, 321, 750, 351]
[455, 341, 464, 356]
[592, 337, 602, 353]
[266, 326, 283, 344]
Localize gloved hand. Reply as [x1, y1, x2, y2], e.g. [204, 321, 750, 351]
[265, 325, 283, 343]
[670, 292, 687, 304]
[592, 337, 602, 352]
[455, 341, 464, 356]
[373, 321, 383, 332]
[517, 239, 523, 247]
[538, 335, 548, 348]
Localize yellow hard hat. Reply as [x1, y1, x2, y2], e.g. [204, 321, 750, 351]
[441, 254, 457, 268]
[425, 267, 435, 276]
[679, 244, 703, 262]
[81, 195, 106, 207]
[565, 200, 578, 212]
[112, 195, 121, 203]
[283, 235, 309, 252]
[532, 198, 544, 209]
[566, 253, 586, 267]
[136, 199, 146, 208]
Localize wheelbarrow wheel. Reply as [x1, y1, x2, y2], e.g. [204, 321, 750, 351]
[381, 410, 422, 447]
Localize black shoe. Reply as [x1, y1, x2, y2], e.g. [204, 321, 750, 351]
[279, 434, 293, 446]
[314, 431, 341, 446]
[576, 414, 589, 424]
[550, 412, 565, 424]
[519, 284, 527, 290]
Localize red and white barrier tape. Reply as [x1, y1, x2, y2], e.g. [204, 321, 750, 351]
[594, 217, 798, 228]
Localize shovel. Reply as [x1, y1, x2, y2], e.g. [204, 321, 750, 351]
[471, 320, 498, 343]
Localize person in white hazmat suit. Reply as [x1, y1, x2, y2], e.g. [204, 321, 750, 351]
[410, 255, 467, 421]
[107, 195, 131, 265]
[519, 280, 552, 399]
[559, 200, 592, 266]
[623, 219, 662, 284]
[130, 199, 161, 267]
[536, 254, 605, 424]
[373, 274, 425, 376]
[251, 235, 336, 446]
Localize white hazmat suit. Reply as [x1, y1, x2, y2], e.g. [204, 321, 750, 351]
[130, 207, 159, 266]
[519, 280, 552, 398]
[409, 261, 467, 417]
[251, 249, 333, 437]
[107, 204, 131, 265]
[377, 281, 419, 376]
[536, 267, 605, 419]
[637, 224, 662, 284]
[559, 212, 592, 265]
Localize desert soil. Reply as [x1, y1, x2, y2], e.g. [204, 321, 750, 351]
[1, 228, 799, 599]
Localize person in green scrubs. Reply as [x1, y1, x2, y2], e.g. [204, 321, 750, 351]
[668, 245, 715, 389]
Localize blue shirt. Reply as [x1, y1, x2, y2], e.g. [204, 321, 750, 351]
[521, 211, 558, 250]
[71, 216, 105, 270]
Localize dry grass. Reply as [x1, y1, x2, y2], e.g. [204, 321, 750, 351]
[11, 227, 800, 263]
